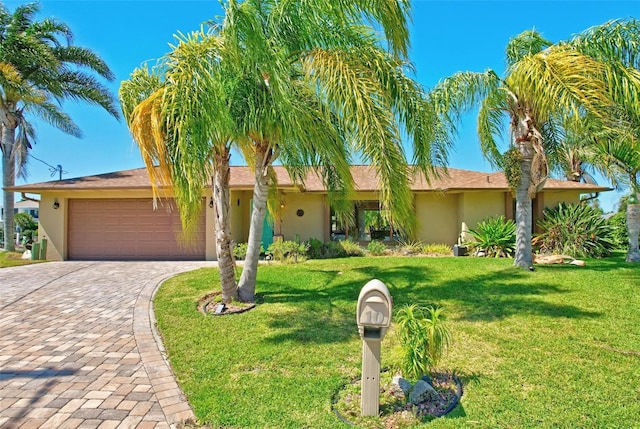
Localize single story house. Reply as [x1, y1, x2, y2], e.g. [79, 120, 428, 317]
[6, 165, 609, 261]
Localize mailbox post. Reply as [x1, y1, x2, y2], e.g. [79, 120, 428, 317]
[356, 279, 392, 416]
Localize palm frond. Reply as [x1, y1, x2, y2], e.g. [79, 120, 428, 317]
[505, 29, 552, 66]
[507, 46, 611, 124]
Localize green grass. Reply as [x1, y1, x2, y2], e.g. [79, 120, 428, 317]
[155, 255, 640, 428]
[0, 250, 42, 268]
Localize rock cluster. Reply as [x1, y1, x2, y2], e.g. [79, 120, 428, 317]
[390, 375, 440, 405]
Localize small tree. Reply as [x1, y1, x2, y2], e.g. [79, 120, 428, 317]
[14, 212, 37, 232]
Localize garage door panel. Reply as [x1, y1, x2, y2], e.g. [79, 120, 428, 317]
[68, 198, 206, 260]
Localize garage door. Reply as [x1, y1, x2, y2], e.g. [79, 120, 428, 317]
[68, 199, 206, 260]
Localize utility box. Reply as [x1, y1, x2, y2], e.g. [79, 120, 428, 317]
[356, 279, 393, 417]
[453, 244, 467, 257]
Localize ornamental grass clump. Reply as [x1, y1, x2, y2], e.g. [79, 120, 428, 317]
[534, 203, 615, 258]
[393, 304, 452, 379]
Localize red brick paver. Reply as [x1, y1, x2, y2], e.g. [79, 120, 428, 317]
[1, 261, 214, 428]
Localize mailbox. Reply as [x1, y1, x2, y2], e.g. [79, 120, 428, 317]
[357, 279, 392, 341]
[357, 279, 393, 416]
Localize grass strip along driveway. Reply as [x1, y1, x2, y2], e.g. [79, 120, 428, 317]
[155, 255, 640, 428]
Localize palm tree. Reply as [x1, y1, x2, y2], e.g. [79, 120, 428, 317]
[569, 19, 640, 262]
[120, 31, 243, 303]
[121, 0, 450, 303]
[221, 0, 449, 301]
[1, 2, 118, 251]
[429, 28, 625, 268]
[591, 112, 640, 262]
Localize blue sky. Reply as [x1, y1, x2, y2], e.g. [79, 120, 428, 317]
[6, 0, 639, 212]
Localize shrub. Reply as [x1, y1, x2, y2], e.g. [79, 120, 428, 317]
[421, 243, 453, 256]
[534, 203, 615, 258]
[268, 240, 307, 263]
[609, 211, 628, 251]
[367, 240, 387, 256]
[233, 242, 249, 260]
[393, 304, 452, 379]
[466, 215, 516, 257]
[306, 238, 325, 259]
[232, 242, 265, 260]
[339, 239, 364, 256]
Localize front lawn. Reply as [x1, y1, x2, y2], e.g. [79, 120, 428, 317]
[155, 255, 640, 428]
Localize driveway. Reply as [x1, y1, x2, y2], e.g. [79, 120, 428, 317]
[0, 261, 215, 429]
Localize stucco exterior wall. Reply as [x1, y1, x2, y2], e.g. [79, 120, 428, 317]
[279, 193, 326, 242]
[38, 194, 66, 261]
[414, 193, 459, 245]
[228, 190, 250, 244]
[459, 191, 506, 242]
[543, 191, 583, 209]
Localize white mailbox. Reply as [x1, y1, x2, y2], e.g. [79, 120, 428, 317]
[357, 279, 392, 341]
[356, 279, 393, 416]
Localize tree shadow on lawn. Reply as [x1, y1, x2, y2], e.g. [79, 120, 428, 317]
[260, 264, 600, 345]
[424, 268, 602, 322]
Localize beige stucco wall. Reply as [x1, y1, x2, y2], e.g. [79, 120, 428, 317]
[459, 191, 506, 242]
[543, 191, 583, 209]
[414, 193, 459, 245]
[38, 193, 66, 261]
[279, 193, 326, 242]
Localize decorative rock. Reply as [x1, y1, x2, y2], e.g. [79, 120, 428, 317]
[389, 375, 412, 400]
[391, 375, 412, 397]
[409, 380, 439, 405]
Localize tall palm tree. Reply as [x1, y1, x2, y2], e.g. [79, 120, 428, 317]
[569, 19, 640, 262]
[429, 28, 624, 268]
[221, 0, 449, 301]
[591, 111, 640, 262]
[120, 31, 244, 303]
[0, 2, 118, 251]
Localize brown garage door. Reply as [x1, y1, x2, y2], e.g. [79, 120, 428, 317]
[68, 199, 206, 260]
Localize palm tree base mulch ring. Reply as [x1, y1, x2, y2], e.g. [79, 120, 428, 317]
[333, 371, 463, 426]
[197, 292, 260, 316]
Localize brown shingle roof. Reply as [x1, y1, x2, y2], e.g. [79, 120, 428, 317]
[6, 165, 610, 193]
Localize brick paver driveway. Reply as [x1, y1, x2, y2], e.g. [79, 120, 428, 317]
[0, 261, 214, 429]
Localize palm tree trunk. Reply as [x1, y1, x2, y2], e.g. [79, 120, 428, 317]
[237, 145, 271, 302]
[514, 155, 534, 268]
[212, 150, 238, 302]
[626, 191, 640, 263]
[2, 125, 16, 252]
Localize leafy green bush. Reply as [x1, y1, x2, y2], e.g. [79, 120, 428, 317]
[466, 215, 516, 257]
[306, 238, 325, 259]
[233, 242, 249, 260]
[302, 238, 364, 259]
[421, 243, 453, 256]
[393, 304, 452, 379]
[366, 240, 387, 256]
[609, 211, 628, 250]
[233, 242, 265, 260]
[535, 203, 615, 258]
[268, 240, 307, 263]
